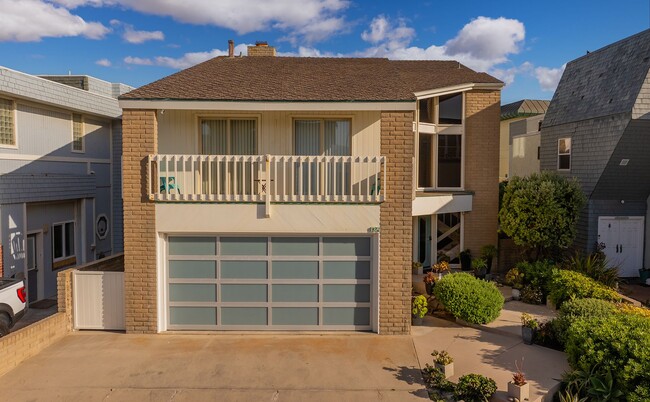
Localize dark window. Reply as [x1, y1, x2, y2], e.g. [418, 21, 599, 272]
[419, 99, 434, 124]
[537, 146, 541, 160]
[438, 135, 462, 187]
[558, 138, 571, 170]
[53, 222, 74, 260]
[538, 121, 543, 132]
[438, 93, 462, 125]
[418, 134, 433, 187]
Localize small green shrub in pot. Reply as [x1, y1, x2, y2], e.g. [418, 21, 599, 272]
[472, 257, 488, 279]
[480, 244, 497, 273]
[565, 313, 650, 400]
[454, 373, 497, 401]
[433, 273, 504, 324]
[412, 295, 428, 319]
[548, 269, 621, 308]
[504, 267, 524, 289]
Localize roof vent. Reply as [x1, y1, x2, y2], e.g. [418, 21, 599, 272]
[620, 159, 629, 166]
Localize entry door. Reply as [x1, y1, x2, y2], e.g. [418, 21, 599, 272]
[598, 217, 644, 277]
[26, 233, 43, 303]
[417, 216, 432, 268]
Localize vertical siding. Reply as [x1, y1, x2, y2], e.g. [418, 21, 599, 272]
[83, 118, 110, 159]
[73, 271, 125, 330]
[14, 103, 71, 156]
[157, 110, 382, 156]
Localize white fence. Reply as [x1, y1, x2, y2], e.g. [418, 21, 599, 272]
[148, 154, 386, 203]
[73, 271, 125, 330]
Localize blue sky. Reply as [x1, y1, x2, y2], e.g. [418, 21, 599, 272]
[1, 0, 649, 103]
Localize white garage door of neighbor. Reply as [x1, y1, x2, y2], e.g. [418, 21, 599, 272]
[597, 216, 644, 277]
[165, 236, 374, 331]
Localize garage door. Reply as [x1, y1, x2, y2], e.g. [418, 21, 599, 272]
[165, 236, 374, 331]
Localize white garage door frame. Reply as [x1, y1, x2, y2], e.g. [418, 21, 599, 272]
[157, 233, 379, 332]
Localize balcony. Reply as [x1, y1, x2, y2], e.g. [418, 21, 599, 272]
[148, 154, 386, 205]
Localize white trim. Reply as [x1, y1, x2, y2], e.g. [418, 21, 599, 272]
[414, 82, 504, 99]
[0, 153, 111, 164]
[120, 100, 416, 111]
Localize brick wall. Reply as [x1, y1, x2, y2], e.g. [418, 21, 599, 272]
[247, 45, 277, 57]
[122, 110, 158, 334]
[464, 90, 501, 254]
[0, 245, 3, 277]
[379, 111, 414, 335]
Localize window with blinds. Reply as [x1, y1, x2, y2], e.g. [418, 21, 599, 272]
[294, 119, 351, 156]
[201, 119, 257, 155]
[0, 98, 15, 146]
[72, 114, 84, 151]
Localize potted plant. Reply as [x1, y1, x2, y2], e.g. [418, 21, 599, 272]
[505, 267, 524, 300]
[412, 295, 428, 325]
[508, 359, 529, 401]
[521, 313, 539, 345]
[472, 258, 488, 279]
[432, 260, 450, 280]
[431, 350, 454, 379]
[412, 261, 423, 275]
[639, 268, 650, 284]
[480, 245, 498, 278]
[423, 272, 437, 295]
[460, 249, 472, 271]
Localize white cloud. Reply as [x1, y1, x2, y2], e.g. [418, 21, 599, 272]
[534, 64, 566, 91]
[445, 17, 525, 62]
[0, 0, 109, 42]
[361, 15, 414, 49]
[490, 62, 532, 86]
[52, 0, 349, 43]
[123, 26, 164, 44]
[123, 56, 153, 65]
[125, 44, 251, 69]
[95, 58, 112, 67]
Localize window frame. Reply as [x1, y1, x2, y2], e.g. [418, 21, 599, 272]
[292, 117, 352, 156]
[52, 220, 75, 262]
[198, 117, 259, 155]
[0, 97, 17, 149]
[557, 138, 571, 171]
[71, 113, 85, 153]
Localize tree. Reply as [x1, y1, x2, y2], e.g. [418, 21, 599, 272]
[499, 172, 586, 259]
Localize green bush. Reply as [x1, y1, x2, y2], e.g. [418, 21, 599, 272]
[565, 313, 650, 400]
[548, 270, 621, 308]
[521, 284, 543, 304]
[517, 260, 554, 300]
[454, 374, 497, 402]
[555, 298, 618, 345]
[563, 252, 619, 289]
[433, 273, 504, 324]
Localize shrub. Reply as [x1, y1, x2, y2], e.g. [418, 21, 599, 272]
[411, 295, 428, 318]
[565, 313, 650, 400]
[454, 374, 497, 402]
[517, 260, 554, 300]
[433, 273, 504, 324]
[533, 319, 563, 350]
[431, 350, 453, 365]
[548, 270, 621, 308]
[617, 303, 650, 318]
[521, 284, 543, 304]
[504, 267, 524, 289]
[555, 298, 618, 345]
[563, 252, 619, 289]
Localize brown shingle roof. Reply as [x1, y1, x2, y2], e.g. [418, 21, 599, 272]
[120, 57, 502, 102]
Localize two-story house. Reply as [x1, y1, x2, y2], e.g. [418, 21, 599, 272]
[118, 42, 502, 334]
[0, 67, 131, 303]
[541, 29, 650, 277]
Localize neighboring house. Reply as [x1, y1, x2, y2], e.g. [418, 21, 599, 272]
[499, 100, 549, 180]
[0, 67, 131, 303]
[118, 42, 502, 334]
[541, 29, 650, 277]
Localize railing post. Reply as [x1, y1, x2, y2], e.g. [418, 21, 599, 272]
[265, 154, 271, 218]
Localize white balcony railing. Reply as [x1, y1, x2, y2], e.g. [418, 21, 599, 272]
[148, 154, 386, 204]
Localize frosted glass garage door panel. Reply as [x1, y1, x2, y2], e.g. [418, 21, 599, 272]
[169, 284, 216, 302]
[323, 284, 370, 302]
[323, 261, 370, 279]
[323, 307, 370, 326]
[273, 308, 319, 325]
[221, 308, 267, 325]
[322, 237, 370, 256]
[221, 237, 267, 256]
[221, 261, 267, 279]
[271, 237, 319, 256]
[272, 285, 318, 302]
[170, 307, 216, 325]
[169, 261, 216, 279]
[168, 237, 216, 255]
[272, 261, 319, 279]
[221, 284, 267, 302]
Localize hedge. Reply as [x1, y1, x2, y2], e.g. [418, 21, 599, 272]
[555, 298, 618, 345]
[548, 269, 621, 307]
[433, 273, 504, 324]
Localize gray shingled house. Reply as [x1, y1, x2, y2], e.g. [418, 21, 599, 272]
[540, 29, 650, 277]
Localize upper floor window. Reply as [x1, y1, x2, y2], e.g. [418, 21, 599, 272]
[0, 98, 16, 146]
[53, 221, 74, 261]
[418, 133, 462, 189]
[418, 93, 463, 125]
[558, 138, 571, 170]
[72, 113, 84, 152]
[294, 119, 351, 156]
[200, 118, 257, 155]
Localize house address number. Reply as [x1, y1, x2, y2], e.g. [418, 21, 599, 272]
[368, 226, 380, 233]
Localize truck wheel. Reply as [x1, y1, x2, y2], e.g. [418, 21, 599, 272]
[0, 313, 10, 337]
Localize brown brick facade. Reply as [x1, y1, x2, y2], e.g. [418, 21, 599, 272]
[379, 111, 414, 335]
[463, 90, 501, 253]
[122, 110, 158, 333]
[0, 245, 3, 277]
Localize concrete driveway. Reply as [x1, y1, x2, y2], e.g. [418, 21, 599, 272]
[0, 332, 428, 402]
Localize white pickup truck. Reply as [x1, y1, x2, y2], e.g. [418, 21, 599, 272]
[0, 278, 27, 337]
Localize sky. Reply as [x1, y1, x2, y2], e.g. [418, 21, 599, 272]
[0, 0, 649, 103]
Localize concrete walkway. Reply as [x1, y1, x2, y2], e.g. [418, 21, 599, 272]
[0, 332, 429, 402]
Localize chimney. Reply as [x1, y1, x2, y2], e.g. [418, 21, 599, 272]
[247, 41, 277, 57]
[228, 40, 234, 57]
